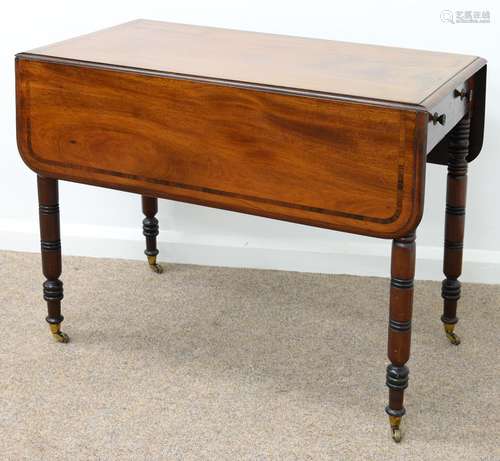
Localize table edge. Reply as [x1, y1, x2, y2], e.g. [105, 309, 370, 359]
[16, 52, 432, 112]
[419, 57, 487, 108]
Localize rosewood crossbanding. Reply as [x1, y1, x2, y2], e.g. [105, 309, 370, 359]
[17, 59, 427, 238]
[15, 20, 487, 443]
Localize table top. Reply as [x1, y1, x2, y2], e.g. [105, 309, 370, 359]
[23, 19, 484, 106]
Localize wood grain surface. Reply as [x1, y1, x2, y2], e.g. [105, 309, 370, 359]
[25, 19, 482, 106]
[16, 59, 427, 238]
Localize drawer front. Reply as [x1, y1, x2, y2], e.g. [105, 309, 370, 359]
[16, 59, 427, 238]
[426, 81, 470, 153]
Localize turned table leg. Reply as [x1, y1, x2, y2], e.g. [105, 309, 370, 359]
[386, 233, 415, 442]
[441, 115, 470, 346]
[38, 176, 69, 343]
[142, 196, 163, 273]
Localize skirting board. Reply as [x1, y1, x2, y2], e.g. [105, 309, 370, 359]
[0, 218, 499, 284]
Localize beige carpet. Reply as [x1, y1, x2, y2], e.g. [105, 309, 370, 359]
[0, 250, 499, 460]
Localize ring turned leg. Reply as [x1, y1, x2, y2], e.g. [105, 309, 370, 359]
[386, 233, 416, 442]
[441, 115, 470, 346]
[38, 176, 69, 343]
[142, 196, 163, 273]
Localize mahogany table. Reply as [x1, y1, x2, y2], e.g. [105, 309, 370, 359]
[15, 20, 487, 442]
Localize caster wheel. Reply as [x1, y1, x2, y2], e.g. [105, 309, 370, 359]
[53, 331, 70, 343]
[150, 263, 163, 274]
[444, 324, 461, 345]
[391, 428, 402, 443]
[388, 415, 402, 443]
[147, 255, 163, 274]
[49, 324, 70, 343]
[446, 332, 461, 345]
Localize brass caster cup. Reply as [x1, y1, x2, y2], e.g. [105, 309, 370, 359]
[389, 416, 402, 443]
[444, 324, 461, 345]
[147, 255, 164, 274]
[49, 324, 70, 343]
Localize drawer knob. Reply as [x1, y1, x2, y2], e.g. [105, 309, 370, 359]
[429, 112, 447, 126]
[454, 89, 470, 101]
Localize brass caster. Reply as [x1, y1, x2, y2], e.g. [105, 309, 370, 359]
[150, 264, 163, 274]
[147, 255, 163, 274]
[389, 416, 402, 443]
[49, 323, 70, 343]
[444, 324, 461, 345]
[391, 428, 402, 443]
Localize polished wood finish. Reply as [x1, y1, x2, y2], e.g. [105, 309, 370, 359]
[15, 20, 488, 442]
[19, 19, 486, 160]
[37, 176, 64, 327]
[16, 21, 488, 239]
[142, 196, 160, 261]
[386, 233, 415, 420]
[16, 58, 427, 239]
[26, 20, 481, 106]
[441, 115, 470, 331]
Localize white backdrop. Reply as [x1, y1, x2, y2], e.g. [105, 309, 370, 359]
[1, 0, 499, 282]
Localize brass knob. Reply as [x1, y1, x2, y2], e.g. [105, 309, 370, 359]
[429, 112, 446, 126]
[454, 89, 470, 100]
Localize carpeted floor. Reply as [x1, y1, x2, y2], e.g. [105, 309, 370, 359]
[0, 250, 499, 460]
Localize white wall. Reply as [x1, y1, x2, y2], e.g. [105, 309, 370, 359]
[1, 0, 499, 283]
